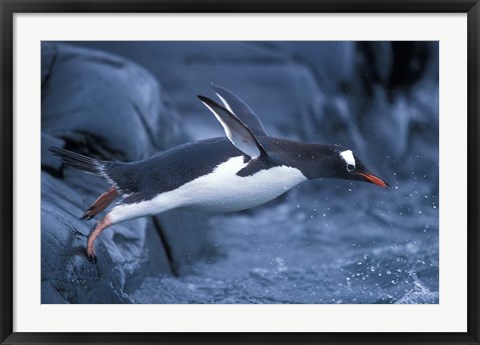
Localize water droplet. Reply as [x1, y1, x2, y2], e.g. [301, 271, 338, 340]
[370, 266, 376, 272]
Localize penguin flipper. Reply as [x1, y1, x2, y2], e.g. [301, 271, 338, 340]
[197, 95, 268, 159]
[211, 84, 268, 136]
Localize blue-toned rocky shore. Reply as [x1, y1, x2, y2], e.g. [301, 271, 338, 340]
[41, 41, 438, 304]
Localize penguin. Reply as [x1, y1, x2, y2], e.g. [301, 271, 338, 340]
[50, 84, 389, 261]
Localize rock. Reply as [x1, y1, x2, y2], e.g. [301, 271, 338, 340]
[63, 42, 327, 141]
[41, 42, 188, 161]
[41, 43, 213, 304]
[41, 281, 69, 304]
[41, 133, 64, 172]
[154, 210, 212, 275]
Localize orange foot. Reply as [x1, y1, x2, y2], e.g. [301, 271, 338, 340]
[86, 215, 112, 263]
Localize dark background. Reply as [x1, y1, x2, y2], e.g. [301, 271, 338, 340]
[41, 41, 438, 304]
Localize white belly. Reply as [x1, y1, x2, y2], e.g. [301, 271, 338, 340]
[185, 157, 307, 212]
[109, 156, 307, 223]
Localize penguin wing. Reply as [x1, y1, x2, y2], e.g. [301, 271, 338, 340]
[197, 95, 268, 159]
[211, 84, 268, 136]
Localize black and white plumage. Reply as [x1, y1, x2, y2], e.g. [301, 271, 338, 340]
[50, 84, 389, 261]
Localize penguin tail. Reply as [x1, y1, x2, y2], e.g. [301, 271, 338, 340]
[49, 147, 105, 176]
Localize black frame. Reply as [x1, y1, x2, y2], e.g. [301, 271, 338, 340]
[1, 1, 478, 344]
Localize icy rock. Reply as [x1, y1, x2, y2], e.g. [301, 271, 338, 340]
[63, 42, 332, 142]
[41, 281, 68, 304]
[41, 43, 212, 303]
[41, 133, 64, 171]
[41, 42, 188, 161]
[154, 210, 212, 275]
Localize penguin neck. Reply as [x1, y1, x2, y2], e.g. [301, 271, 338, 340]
[271, 140, 342, 180]
[302, 144, 342, 180]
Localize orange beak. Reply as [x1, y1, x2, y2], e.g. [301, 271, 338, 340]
[357, 173, 389, 188]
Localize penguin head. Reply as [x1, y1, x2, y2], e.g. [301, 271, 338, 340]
[333, 148, 389, 188]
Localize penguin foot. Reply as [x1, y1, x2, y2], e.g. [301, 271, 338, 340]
[85, 215, 112, 264]
[86, 250, 97, 263]
[86, 221, 98, 262]
[81, 186, 118, 220]
[81, 207, 94, 220]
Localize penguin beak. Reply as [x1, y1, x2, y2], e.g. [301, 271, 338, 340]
[357, 172, 389, 188]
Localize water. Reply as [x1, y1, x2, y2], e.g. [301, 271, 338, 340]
[132, 180, 438, 304]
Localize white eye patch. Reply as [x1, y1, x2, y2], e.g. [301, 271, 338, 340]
[340, 150, 356, 171]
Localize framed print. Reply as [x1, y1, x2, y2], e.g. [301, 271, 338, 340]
[1, 1, 479, 344]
